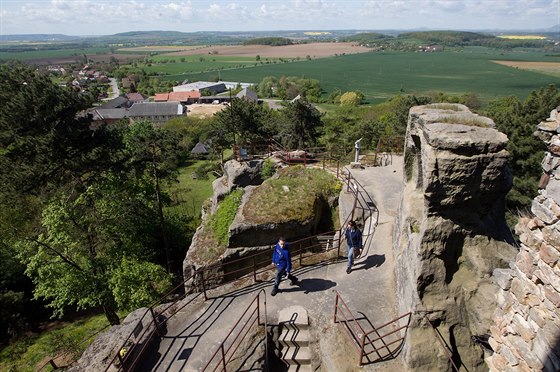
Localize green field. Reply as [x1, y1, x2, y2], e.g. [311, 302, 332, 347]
[143, 55, 259, 76]
[159, 50, 560, 104]
[0, 47, 111, 61]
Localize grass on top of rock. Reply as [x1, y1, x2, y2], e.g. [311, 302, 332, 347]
[190, 189, 244, 264]
[436, 115, 490, 127]
[243, 166, 341, 224]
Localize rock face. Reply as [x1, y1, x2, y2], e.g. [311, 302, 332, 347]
[68, 308, 155, 372]
[393, 104, 517, 370]
[228, 186, 326, 248]
[211, 159, 264, 213]
[486, 107, 560, 372]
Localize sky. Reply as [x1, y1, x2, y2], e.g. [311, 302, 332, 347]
[0, 0, 559, 36]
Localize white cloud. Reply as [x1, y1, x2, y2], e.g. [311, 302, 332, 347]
[0, 0, 558, 34]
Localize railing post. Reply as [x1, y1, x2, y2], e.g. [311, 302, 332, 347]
[221, 344, 227, 372]
[199, 269, 208, 301]
[337, 229, 342, 257]
[359, 333, 366, 367]
[252, 256, 257, 283]
[150, 307, 161, 337]
[257, 294, 261, 325]
[299, 242, 303, 266]
[48, 359, 58, 370]
[333, 292, 339, 323]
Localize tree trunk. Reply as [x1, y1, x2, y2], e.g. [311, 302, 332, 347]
[104, 305, 120, 325]
[152, 146, 171, 273]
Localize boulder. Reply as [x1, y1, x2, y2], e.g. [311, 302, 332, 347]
[224, 159, 264, 189]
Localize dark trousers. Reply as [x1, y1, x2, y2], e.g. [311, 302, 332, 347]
[273, 267, 296, 289]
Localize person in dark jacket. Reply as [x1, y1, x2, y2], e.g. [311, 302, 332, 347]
[271, 237, 297, 296]
[345, 220, 362, 274]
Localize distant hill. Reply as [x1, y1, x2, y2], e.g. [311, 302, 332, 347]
[0, 34, 79, 42]
[340, 32, 392, 43]
[110, 30, 190, 39]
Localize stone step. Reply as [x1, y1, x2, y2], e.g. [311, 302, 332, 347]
[280, 346, 311, 365]
[287, 364, 313, 372]
[278, 305, 309, 326]
[279, 327, 310, 347]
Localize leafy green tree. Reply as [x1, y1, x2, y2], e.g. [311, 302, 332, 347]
[211, 97, 274, 147]
[484, 85, 559, 215]
[0, 64, 116, 196]
[279, 99, 322, 148]
[124, 121, 186, 273]
[340, 91, 365, 106]
[17, 177, 172, 325]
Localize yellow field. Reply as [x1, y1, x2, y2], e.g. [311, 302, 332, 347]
[496, 35, 547, 40]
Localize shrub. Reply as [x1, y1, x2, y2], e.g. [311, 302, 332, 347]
[261, 159, 276, 179]
[208, 189, 244, 246]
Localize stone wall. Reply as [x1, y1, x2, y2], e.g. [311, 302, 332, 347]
[393, 104, 517, 370]
[486, 108, 560, 371]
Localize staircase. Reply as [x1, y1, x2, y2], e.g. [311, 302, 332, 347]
[278, 306, 312, 372]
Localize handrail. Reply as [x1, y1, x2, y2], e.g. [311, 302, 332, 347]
[333, 290, 411, 366]
[423, 315, 461, 371]
[101, 152, 378, 371]
[104, 271, 200, 372]
[202, 290, 268, 371]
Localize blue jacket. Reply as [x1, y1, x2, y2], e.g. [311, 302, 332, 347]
[272, 242, 292, 273]
[345, 227, 362, 249]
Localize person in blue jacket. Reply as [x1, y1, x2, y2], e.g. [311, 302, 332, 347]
[345, 220, 362, 274]
[271, 237, 298, 296]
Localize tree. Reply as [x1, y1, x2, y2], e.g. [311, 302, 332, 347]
[0, 64, 116, 196]
[340, 91, 365, 106]
[124, 121, 186, 274]
[279, 99, 322, 149]
[211, 97, 273, 147]
[484, 85, 559, 215]
[17, 177, 172, 325]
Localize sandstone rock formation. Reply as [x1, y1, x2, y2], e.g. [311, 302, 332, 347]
[486, 107, 560, 371]
[211, 159, 264, 213]
[393, 104, 517, 370]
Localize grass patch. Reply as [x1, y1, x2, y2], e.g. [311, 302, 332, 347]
[208, 189, 244, 246]
[426, 103, 463, 111]
[0, 312, 121, 372]
[165, 159, 218, 220]
[243, 166, 341, 224]
[190, 189, 243, 264]
[437, 115, 490, 127]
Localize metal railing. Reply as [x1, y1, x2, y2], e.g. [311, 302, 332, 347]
[333, 290, 411, 366]
[423, 315, 461, 371]
[202, 290, 268, 371]
[104, 272, 201, 372]
[101, 149, 379, 371]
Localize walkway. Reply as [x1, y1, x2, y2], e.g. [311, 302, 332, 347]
[138, 157, 405, 371]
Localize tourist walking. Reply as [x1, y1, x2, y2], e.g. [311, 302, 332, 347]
[271, 237, 298, 296]
[345, 220, 362, 274]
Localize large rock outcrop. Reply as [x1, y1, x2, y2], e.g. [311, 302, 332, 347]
[393, 104, 517, 370]
[486, 107, 560, 371]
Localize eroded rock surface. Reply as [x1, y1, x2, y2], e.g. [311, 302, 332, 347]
[393, 104, 516, 370]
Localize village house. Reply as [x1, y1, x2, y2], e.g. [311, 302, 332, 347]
[128, 102, 185, 125]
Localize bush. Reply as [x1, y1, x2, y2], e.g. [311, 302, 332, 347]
[261, 159, 276, 179]
[208, 189, 244, 246]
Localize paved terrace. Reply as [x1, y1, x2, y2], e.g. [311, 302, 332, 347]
[138, 157, 406, 371]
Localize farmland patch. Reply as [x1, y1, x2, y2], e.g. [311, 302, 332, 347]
[164, 42, 370, 58]
[491, 60, 560, 77]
